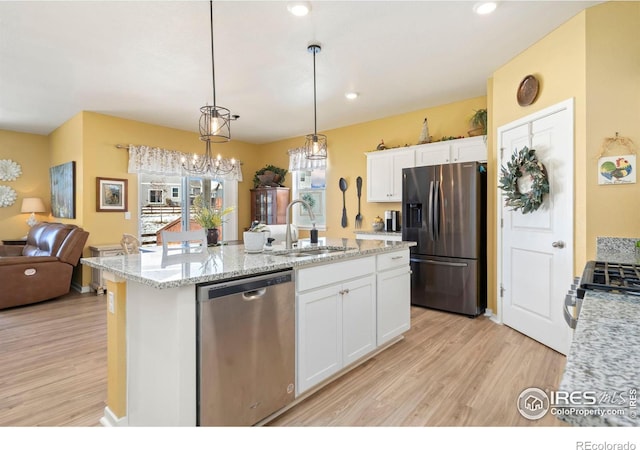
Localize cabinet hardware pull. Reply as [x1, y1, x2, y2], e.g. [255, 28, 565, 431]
[391, 256, 403, 260]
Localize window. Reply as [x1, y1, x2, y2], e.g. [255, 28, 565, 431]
[292, 169, 326, 230]
[148, 189, 163, 204]
[138, 174, 238, 244]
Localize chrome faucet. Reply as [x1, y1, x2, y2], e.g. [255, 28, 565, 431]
[285, 199, 315, 249]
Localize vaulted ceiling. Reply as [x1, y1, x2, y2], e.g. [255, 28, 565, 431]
[0, 1, 600, 144]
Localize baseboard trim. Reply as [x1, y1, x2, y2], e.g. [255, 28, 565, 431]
[485, 309, 502, 324]
[100, 407, 127, 427]
[71, 281, 91, 294]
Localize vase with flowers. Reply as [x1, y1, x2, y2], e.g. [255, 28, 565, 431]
[192, 195, 235, 245]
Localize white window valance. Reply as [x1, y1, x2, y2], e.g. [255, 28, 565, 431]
[128, 145, 243, 181]
[288, 147, 327, 172]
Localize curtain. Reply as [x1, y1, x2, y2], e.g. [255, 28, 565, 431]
[288, 147, 327, 172]
[128, 145, 243, 181]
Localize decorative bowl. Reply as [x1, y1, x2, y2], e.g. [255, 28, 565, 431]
[372, 222, 384, 232]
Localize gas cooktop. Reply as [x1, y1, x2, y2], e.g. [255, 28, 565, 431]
[579, 260, 640, 296]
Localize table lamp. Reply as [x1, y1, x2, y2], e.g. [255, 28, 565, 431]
[21, 197, 46, 227]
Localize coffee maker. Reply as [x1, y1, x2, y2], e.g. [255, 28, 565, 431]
[384, 210, 400, 232]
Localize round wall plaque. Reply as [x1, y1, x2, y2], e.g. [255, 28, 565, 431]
[517, 75, 539, 106]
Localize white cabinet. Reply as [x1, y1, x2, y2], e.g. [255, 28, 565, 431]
[376, 250, 411, 345]
[296, 257, 376, 394]
[297, 284, 342, 393]
[415, 135, 487, 167]
[366, 137, 486, 203]
[366, 148, 415, 202]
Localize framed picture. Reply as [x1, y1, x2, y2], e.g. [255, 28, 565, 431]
[50, 161, 76, 218]
[97, 177, 128, 212]
[598, 155, 636, 185]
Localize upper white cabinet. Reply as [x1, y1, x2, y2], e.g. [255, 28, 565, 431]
[366, 148, 415, 202]
[366, 137, 486, 203]
[415, 135, 487, 167]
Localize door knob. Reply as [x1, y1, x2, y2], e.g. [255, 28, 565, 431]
[552, 241, 565, 249]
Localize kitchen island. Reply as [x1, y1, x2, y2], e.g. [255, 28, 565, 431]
[81, 238, 415, 427]
[558, 238, 639, 426]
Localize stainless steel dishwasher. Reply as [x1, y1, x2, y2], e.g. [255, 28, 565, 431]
[196, 269, 295, 426]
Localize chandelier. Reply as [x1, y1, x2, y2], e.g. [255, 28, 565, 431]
[303, 44, 327, 160]
[183, 0, 239, 177]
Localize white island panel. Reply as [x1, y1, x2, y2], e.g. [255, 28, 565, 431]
[127, 281, 196, 426]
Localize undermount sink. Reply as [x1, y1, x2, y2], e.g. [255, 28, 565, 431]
[273, 247, 353, 258]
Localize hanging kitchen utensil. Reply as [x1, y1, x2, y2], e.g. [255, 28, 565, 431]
[339, 177, 348, 228]
[355, 176, 363, 229]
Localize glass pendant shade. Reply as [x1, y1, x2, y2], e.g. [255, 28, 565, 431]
[304, 133, 328, 160]
[303, 43, 327, 160]
[200, 105, 231, 143]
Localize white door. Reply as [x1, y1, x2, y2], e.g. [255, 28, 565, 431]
[342, 275, 376, 366]
[297, 285, 342, 394]
[389, 151, 415, 201]
[377, 266, 411, 345]
[498, 99, 574, 355]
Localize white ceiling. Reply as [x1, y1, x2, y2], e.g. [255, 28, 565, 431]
[0, 0, 601, 144]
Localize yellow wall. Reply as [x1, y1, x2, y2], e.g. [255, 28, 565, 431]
[0, 130, 51, 238]
[260, 97, 487, 239]
[491, 10, 587, 312]
[77, 112, 262, 285]
[490, 1, 640, 312]
[584, 1, 640, 255]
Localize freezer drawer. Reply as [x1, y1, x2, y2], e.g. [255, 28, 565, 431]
[410, 256, 485, 316]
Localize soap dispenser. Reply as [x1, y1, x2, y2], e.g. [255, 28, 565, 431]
[310, 223, 318, 244]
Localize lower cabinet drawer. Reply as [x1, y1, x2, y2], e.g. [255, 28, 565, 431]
[297, 256, 375, 293]
[376, 249, 410, 271]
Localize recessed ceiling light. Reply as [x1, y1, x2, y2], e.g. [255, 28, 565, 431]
[473, 2, 498, 15]
[345, 92, 359, 100]
[287, 2, 311, 17]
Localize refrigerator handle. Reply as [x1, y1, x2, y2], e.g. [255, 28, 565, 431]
[428, 181, 435, 241]
[434, 180, 440, 241]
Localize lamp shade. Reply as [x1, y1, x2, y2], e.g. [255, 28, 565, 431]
[21, 197, 46, 213]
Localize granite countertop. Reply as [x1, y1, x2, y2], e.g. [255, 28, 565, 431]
[81, 237, 416, 289]
[558, 238, 640, 426]
[353, 230, 402, 236]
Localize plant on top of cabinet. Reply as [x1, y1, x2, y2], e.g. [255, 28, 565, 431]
[253, 165, 287, 188]
[468, 108, 487, 136]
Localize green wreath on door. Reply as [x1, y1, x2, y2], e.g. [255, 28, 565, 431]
[498, 146, 549, 214]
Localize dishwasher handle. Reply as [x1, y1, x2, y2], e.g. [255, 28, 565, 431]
[243, 288, 267, 301]
[197, 270, 293, 301]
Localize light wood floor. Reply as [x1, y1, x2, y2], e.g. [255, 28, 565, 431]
[0, 292, 567, 426]
[270, 307, 567, 426]
[0, 291, 107, 426]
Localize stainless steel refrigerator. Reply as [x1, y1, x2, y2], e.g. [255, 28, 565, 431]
[402, 162, 487, 316]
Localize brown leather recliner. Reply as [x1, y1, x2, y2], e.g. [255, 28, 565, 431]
[0, 222, 89, 309]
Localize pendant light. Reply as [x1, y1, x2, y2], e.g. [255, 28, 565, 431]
[183, 0, 239, 177]
[303, 44, 327, 160]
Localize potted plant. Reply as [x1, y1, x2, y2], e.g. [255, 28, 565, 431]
[468, 108, 487, 136]
[253, 165, 288, 188]
[192, 195, 235, 245]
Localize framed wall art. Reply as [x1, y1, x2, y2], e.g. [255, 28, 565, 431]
[598, 155, 635, 185]
[97, 177, 128, 212]
[50, 161, 76, 218]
